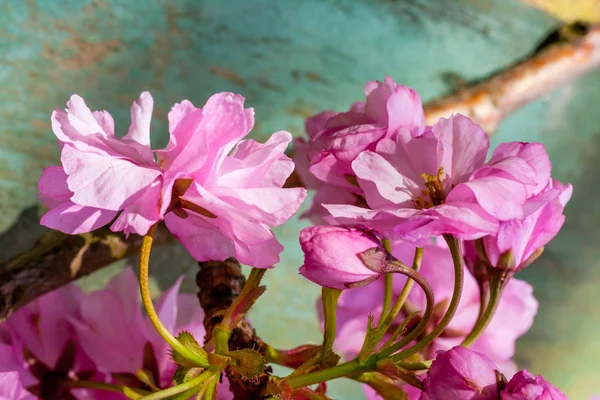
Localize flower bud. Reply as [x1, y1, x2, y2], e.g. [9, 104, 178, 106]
[299, 226, 384, 289]
[501, 370, 567, 400]
[423, 346, 501, 400]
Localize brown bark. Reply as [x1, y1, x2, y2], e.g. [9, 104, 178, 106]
[0, 223, 171, 320]
[424, 22, 600, 132]
[196, 259, 270, 399]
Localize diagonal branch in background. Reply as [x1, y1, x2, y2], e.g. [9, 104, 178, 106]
[0, 221, 172, 320]
[424, 22, 600, 133]
[2, 22, 600, 318]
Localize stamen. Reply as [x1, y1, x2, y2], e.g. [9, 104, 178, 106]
[420, 167, 446, 207]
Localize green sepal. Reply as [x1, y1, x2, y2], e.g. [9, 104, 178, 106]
[173, 365, 204, 385]
[171, 331, 209, 368]
[358, 314, 379, 361]
[228, 348, 266, 378]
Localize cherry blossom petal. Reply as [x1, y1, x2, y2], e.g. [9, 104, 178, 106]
[40, 202, 117, 234]
[432, 114, 489, 185]
[124, 92, 153, 147]
[62, 145, 161, 211]
[38, 166, 72, 208]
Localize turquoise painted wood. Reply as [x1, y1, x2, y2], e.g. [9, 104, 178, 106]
[1, 1, 599, 398]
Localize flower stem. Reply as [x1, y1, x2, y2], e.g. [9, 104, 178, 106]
[139, 368, 217, 400]
[390, 235, 464, 361]
[380, 274, 393, 324]
[374, 255, 433, 359]
[139, 225, 209, 368]
[379, 239, 394, 324]
[64, 380, 147, 395]
[286, 357, 377, 389]
[461, 270, 504, 347]
[218, 267, 266, 331]
[321, 287, 342, 356]
[379, 247, 424, 333]
[213, 267, 266, 354]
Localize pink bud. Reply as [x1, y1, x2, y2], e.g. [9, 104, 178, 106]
[501, 370, 567, 400]
[423, 346, 501, 400]
[299, 226, 383, 289]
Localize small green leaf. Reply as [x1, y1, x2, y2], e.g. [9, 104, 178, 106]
[228, 348, 266, 378]
[171, 331, 209, 368]
[173, 365, 204, 385]
[358, 314, 379, 361]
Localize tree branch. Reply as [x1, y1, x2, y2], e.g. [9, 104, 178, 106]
[0, 223, 171, 320]
[196, 259, 270, 399]
[424, 22, 600, 132]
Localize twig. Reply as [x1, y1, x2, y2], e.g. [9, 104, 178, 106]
[196, 259, 270, 399]
[424, 22, 600, 132]
[0, 223, 171, 320]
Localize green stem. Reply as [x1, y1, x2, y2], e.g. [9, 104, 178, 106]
[380, 274, 393, 324]
[213, 327, 231, 355]
[203, 378, 219, 400]
[395, 360, 432, 370]
[219, 267, 266, 330]
[139, 226, 210, 368]
[286, 358, 377, 389]
[375, 255, 433, 359]
[321, 287, 342, 355]
[379, 247, 424, 333]
[139, 369, 215, 400]
[461, 272, 503, 347]
[390, 235, 464, 362]
[65, 380, 145, 395]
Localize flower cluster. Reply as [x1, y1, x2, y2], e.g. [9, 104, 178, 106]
[0, 268, 232, 399]
[296, 77, 572, 398]
[23, 80, 575, 399]
[296, 77, 570, 252]
[39, 93, 306, 268]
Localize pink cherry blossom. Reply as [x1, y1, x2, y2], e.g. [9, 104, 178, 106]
[469, 179, 572, 271]
[501, 370, 567, 400]
[299, 226, 385, 289]
[328, 240, 537, 375]
[39, 92, 306, 268]
[0, 371, 35, 400]
[293, 77, 425, 221]
[0, 285, 110, 399]
[70, 268, 233, 398]
[422, 346, 501, 400]
[324, 115, 547, 244]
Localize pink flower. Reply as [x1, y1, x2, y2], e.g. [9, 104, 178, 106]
[293, 77, 425, 221]
[422, 346, 501, 400]
[0, 371, 35, 400]
[0, 285, 109, 399]
[469, 179, 572, 271]
[328, 240, 537, 374]
[39, 92, 306, 268]
[70, 268, 232, 398]
[324, 116, 547, 243]
[501, 370, 567, 400]
[299, 226, 385, 289]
